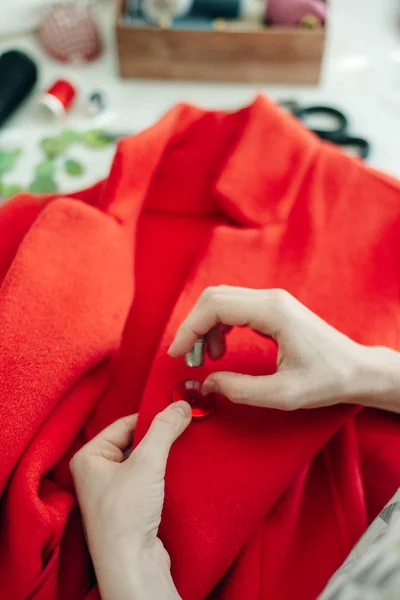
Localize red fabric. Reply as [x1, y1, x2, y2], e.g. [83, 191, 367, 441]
[0, 96, 399, 600]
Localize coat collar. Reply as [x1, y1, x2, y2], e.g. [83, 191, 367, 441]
[100, 95, 318, 228]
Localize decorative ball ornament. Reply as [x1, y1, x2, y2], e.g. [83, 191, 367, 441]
[38, 4, 102, 63]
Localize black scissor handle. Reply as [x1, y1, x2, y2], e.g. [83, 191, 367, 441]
[293, 105, 349, 140]
[333, 136, 371, 160]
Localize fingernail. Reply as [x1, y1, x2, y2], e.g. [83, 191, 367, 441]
[167, 341, 177, 357]
[172, 400, 191, 417]
[202, 380, 220, 396]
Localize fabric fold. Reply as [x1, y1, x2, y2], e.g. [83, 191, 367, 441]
[0, 96, 399, 600]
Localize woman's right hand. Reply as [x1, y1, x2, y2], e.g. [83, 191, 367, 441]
[168, 286, 400, 412]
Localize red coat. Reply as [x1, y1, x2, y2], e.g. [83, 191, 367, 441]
[0, 96, 399, 600]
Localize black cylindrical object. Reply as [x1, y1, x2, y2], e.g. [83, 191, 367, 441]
[191, 0, 240, 18]
[0, 50, 38, 129]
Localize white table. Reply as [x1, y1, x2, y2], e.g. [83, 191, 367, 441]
[1, 0, 400, 194]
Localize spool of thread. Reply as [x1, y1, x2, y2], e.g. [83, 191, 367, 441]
[240, 0, 266, 22]
[0, 50, 38, 129]
[190, 0, 241, 19]
[171, 16, 214, 28]
[143, 0, 266, 21]
[141, 0, 180, 24]
[190, 0, 265, 20]
[126, 0, 144, 17]
[267, 0, 326, 26]
[38, 79, 77, 119]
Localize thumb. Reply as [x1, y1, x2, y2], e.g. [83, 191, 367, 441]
[202, 371, 293, 410]
[132, 402, 192, 474]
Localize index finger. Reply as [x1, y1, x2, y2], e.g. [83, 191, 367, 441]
[168, 289, 283, 357]
[70, 414, 139, 474]
[86, 414, 138, 454]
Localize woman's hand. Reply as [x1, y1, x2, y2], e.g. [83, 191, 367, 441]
[168, 286, 400, 412]
[70, 402, 192, 600]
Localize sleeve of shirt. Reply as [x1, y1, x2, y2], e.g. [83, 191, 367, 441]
[319, 489, 400, 600]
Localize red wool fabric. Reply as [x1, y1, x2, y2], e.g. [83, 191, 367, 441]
[0, 96, 399, 600]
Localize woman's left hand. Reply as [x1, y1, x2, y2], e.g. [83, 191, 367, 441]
[70, 401, 192, 600]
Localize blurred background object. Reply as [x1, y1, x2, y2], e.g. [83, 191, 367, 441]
[135, 0, 266, 26]
[38, 2, 102, 63]
[280, 101, 370, 158]
[0, 0, 99, 37]
[117, 0, 326, 83]
[0, 0, 399, 199]
[38, 79, 77, 118]
[0, 0, 47, 36]
[87, 90, 108, 115]
[267, 0, 326, 26]
[0, 50, 38, 128]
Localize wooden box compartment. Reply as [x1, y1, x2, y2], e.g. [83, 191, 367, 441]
[115, 0, 326, 84]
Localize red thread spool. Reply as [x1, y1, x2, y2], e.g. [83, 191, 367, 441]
[39, 79, 77, 118]
[172, 380, 217, 419]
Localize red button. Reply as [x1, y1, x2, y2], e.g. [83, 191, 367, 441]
[172, 380, 216, 419]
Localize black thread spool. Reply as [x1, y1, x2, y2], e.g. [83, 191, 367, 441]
[0, 50, 38, 129]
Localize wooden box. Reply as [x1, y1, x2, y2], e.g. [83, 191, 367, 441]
[115, 0, 326, 84]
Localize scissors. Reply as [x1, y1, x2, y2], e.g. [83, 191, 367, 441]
[280, 100, 371, 160]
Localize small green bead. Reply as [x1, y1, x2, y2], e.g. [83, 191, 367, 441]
[65, 159, 84, 176]
[59, 129, 81, 146]
[40, 137, 65, 158]
[35, 160, 56, 178]
[29, 176, 59, 194]
[82, 129, 113, 148]
[0, 149, 21, 176]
